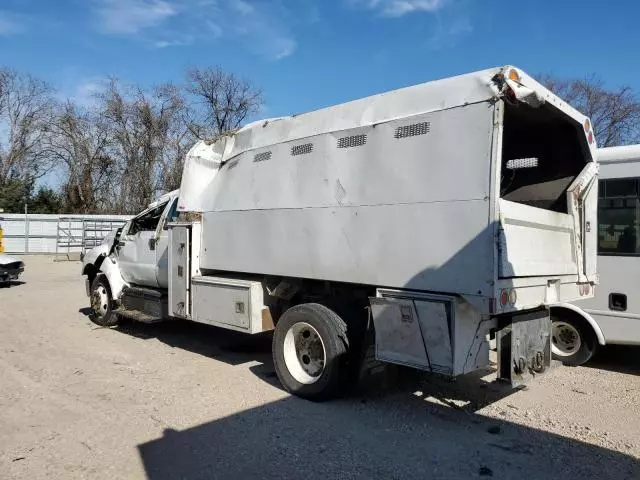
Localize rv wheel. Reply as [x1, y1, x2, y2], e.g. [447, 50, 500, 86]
[551, 313, 596, 366]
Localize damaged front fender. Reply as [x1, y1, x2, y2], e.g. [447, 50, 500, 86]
[82, 227, 128, 300]
[97, 255, 128, 300]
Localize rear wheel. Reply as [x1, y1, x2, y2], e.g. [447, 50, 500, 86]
[272, 303, 349, 401]
[551, 312, 596, 366]
[89, 275, 120, 327]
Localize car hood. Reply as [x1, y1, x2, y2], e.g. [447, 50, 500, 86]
[0, 253, 23, 266]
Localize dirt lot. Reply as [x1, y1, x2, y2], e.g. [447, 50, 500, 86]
[1, 256, 639, 479]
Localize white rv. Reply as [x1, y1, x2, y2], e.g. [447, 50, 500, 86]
[550, 144, 640, 365]
[81, 66, 598, 400]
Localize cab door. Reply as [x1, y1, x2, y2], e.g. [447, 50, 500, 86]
[116, 201, 169, 287]
[155, 197, 179, 288]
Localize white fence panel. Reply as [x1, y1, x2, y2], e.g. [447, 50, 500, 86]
[0, 213, 132, 254]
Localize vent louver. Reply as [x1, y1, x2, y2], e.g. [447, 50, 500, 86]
[337, 134, 367, 148]
[254, 151, 272, 162]
[291, 143, 314, 156]
[394, 122, 430, 139]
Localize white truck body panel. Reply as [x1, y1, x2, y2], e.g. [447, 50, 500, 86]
[498, 199, 577, 277]
[177, 65, 597, 314]
[177, 67, 593, 202]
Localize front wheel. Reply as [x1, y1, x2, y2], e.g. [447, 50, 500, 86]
[551, 313, 596, 366]
[272, 303, 349, 401]
[89, 275, 120, 327]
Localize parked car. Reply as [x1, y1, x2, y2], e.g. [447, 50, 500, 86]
[0, 253, 25, 285]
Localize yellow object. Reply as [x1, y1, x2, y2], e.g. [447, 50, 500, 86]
[508, 68, 521, 82]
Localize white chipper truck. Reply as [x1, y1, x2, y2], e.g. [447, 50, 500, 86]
[82, 66, 599, 400]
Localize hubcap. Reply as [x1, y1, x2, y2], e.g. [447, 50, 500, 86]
[91, 284, 110, 318]
[283, 322, 326, 385]
[552, 321, 581, 357]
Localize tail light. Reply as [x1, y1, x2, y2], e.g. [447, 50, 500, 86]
[583, 118, 595, 144]
[500, 290, 509, 306]
[499, 289, 518, 308]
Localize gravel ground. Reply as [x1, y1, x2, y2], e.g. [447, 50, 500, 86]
[0, 256, 639, 480]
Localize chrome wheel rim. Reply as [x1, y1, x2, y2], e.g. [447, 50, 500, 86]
[91, 284, 110, 318]
[552, 321, 581, 357]
[283, 322, 326, 384]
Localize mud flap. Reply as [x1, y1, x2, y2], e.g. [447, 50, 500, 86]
[496, 308, 551, 387]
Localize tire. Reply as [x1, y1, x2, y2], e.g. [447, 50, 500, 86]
[272, 303, 349, 401]
[551, 312, 597, 366]
[89, 275, 120, 327]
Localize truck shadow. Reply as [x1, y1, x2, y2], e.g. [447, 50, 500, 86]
[77, 306, 274, 366]
[114, 319, 274, 367]
[137, 393, 639, 480]
[585, 344, 640, 375]
[0, 280, 26, 288]
[87, 309, 519, 409]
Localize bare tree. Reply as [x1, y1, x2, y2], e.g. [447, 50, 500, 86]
[98, 79, 188, 213]
[46, 101, 114, 213]
[0, 68, 55, 184]
[540, 74, 640, 147]
[184, 66, 263, 140]
[157, 84, 196, 193]
[0, 66, 264, 214]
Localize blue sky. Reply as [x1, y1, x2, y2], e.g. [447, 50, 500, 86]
[1, 0, 640, 118]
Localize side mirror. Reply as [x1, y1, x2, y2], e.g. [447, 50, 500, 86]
[149, 238, 156, 251]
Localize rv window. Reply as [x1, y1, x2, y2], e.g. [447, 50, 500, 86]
[598, 178, 640, 256]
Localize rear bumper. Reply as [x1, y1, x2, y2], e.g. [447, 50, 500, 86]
[494, 275, 596, 315]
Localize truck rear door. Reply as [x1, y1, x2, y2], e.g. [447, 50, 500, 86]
[496, 74, 598, 283]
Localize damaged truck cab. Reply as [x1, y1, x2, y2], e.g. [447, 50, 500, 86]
[82, 66, 598, 400]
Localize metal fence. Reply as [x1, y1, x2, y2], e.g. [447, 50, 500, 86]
[0, 213, 132, 254]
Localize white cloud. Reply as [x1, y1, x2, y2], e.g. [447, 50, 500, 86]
[428, 16, 472, 49]
[95, 0, 177, 34]
[206, 20, 223, 39]
[352, 0, 447, 17]
[222, 0, 297, 59]
[57, 78, 105, 107]
[74, 80, 103, 106]
[91, 0, 299, 60]
[154, 35, 194, 48]
[230, 0, 255, 15]
[0, 11, 26, 35]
